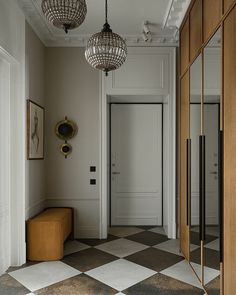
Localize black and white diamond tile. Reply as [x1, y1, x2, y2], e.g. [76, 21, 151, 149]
[95, 238, 149, 258]
[85, 259, 156, 292]
[1, 226, 220, 295]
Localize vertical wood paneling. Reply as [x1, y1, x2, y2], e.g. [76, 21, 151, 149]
[190, 0, 203, 62]
[224, 0, 235, 13]
[203, 0, 222, 42]
[180, 71, 190, 260]
[223, 5, 236, 294]
[180, 18, 190, 75]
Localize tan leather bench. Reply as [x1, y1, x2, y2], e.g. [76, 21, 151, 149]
[27, 207, 73, 261]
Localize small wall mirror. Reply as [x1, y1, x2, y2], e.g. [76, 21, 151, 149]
[55, 118, 77, 140]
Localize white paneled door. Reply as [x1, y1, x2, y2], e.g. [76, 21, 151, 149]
[111, 104, 162, 226]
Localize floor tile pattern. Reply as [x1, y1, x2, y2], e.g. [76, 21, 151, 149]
[1, 226, 220, 295]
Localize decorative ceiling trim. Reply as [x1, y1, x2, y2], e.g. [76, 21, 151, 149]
[16, 0, 190, 47]
[164, 0, 191, 29]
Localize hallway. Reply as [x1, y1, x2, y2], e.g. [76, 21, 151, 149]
[0, 227, 219, 294]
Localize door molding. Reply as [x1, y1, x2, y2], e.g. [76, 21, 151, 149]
[110, 103, 163, 226]
[99, 47, 176, 239]
[0, 46, 26, 269]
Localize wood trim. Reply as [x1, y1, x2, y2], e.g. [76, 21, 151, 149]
[180, 17, 190, 76]
[189, 0, 203, 62]
[224, 0, 236, 13]
[203, 0, 222, 43]
[223, 5, 236, 294]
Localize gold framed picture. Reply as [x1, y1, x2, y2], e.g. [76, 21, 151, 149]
[27, 100, 45, 160]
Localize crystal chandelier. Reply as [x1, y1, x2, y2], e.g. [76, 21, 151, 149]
[42, 0, 87, 34]
[85, 0, 127, 76]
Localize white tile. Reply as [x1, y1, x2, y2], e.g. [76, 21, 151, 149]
[190, 244, 200, 252]
[95, 238, 149, 258]
[26, 293, 35, 295]
[64, 240, 90, 256]
[148, 227, 166, 235]
[9, 261, 80, 292]
[153, 239, 199, 256]
[193, 263, 220, 285]
[86, 259, 156, 291]
[160, 260, 203, 289]
[109, 227, 144, 238]
[205, 239, 220, 251]
[116, 293, 126, 295]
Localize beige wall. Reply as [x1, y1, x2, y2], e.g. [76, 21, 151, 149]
[45, 48, 100, 238]
[25, 22, 46, 219]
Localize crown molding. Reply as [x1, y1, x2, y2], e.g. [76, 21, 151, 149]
[164, 0, 191, 29]
[16, 0, 190, 47]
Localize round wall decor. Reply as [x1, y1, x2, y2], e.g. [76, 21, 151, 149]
[60, 143, 72, 157]
[55, 118, 77, 140]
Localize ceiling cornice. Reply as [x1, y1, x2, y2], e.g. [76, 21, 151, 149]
[16, 0, 190, 47]
[164, 0, 191, 29]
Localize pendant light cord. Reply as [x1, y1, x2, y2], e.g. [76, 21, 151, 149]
[102, 0, 112, 32]
[105, 0, 108, 23]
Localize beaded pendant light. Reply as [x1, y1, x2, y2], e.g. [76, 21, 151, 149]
[85, 0, 127, 76]
[42, 0, 87, 34]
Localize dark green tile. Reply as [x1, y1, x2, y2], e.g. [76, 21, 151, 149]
[190, 231, 217, 246]
[125, 248, 183, 272]
[35, 274, 117, 295]
[126, 231, 169, 246]
[0, 274, 30, 295]
[124, 273, 204, 295]
[190, 248, 220, 270]
[136, 226, 157, 230]
[206, 276, 220, 295]
[62, 248, 118, 272]
[78, 234, 119, 247]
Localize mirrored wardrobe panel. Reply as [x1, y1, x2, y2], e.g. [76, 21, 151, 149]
[189, 54, 202, 278]
[203, 28, 221, 294]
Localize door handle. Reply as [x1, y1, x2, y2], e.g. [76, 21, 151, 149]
[199, 135, 206, 242]
[112, 172, 120, 175]
[186, 139, 191, 226]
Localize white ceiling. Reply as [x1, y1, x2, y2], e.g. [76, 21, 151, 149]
[17, 0, 191, 47]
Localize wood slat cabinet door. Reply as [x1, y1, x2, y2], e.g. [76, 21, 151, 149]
[224, 0, 235, 13]
[180, 72, 190, 260]
[180, 18, 190, 76]
[223, 5, 236, 294]
[190, 0, 203, 62]
[203, 0, 222, 42]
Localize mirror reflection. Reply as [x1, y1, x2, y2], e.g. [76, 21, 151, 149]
[189, 54, 202, 277]
[203, 28, 221, 294]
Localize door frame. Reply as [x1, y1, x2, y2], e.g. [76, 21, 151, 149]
[109, 102, 164, 226]
[99, 48, 176, 239]
[0, 46, 26, 270]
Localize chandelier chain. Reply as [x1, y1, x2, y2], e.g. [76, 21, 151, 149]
[105, 0, 108, 24]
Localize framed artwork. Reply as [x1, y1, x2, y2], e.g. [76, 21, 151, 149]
[27, 100, 45, 160]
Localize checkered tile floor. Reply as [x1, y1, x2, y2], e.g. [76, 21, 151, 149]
[0, 227, 220, 295]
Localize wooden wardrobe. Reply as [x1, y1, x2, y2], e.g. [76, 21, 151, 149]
[178, 0, 236, 294]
